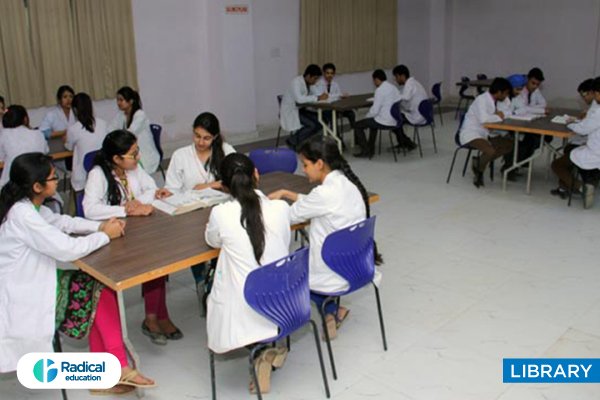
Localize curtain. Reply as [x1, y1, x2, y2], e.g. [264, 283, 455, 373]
[299, 0, 397, 74]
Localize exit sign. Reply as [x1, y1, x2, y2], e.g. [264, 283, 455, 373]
[226, 5, 248, 14]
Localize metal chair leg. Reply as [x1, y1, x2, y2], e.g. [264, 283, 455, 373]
[275, 126, 282, 148]
[249, 345, 268, 400]
[53, 332, 68, 400]
[388, 131, 397, 162]
[210, 350, 217, 400]
[431, 126, 437, 154]
[446, 148, 461, 183]
[462, 149, 473, 176]
[378, 130, 382, 155]
[438, 103, 443, 126]
[414, 127, 423, 158]
[373, 284, 388, 351]
[309, 320, 331, 398]
[320, 298, 337, 380]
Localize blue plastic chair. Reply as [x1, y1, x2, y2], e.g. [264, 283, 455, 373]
[404, 99, 437, 158]
[372, 101, 402, 162]
[73, 150, 99, 218]
[431, 82, 443, 126]
[455, 76, 475, 119]
[209, 247, 330, 400]
[312, 217, 387, 380]
[150, 123, 166, 179]
[249, 148, 298, 174]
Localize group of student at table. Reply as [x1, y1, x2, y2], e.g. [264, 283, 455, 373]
[0, 81, 380, 394]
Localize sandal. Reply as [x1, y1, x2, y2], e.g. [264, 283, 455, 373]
[323, 314, 337, 341]
[119, 369, 157, 388]
[265, 346, 288, 369]
[336, 308, 350, 329]
[141, 322, 167, 345]
[89, 385, 135, 396]
[249, 350, 273, 394]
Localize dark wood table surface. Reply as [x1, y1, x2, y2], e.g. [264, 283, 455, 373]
[484, 108, 579, 139]
[74, 171, 380, 291]
[305, 93, 373, 112]
[0, 136, 71, 169]
[455, 79, 494, 88]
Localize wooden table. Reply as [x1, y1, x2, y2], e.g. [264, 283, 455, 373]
[73, 171, 380, 375]
[0, 136, 72, 169]
[484, 108, 577, 193]
[307, 94, 373, 151]
[455, 79, 494, 88]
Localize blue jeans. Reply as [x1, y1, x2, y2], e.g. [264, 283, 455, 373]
[310, 292, 338, 316]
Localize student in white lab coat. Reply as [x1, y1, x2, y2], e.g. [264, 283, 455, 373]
[39, 85, 76, 139]
[83, 130, 181, 345]
[392, 64, 427, 150]
[0, 95, 5, 130]
[109, 86, 160, 174]
[164, 112, 235, 308]
[459, 77, 514, 188]
[0, 105, 49, 188]
[353, 69, 401, 157]
[64, 92, 108, 192]
[311, 63, 356, 129]
[206, 153, 291, 394]
[269, 136, 382, 340]
[280, 64, 328, 148]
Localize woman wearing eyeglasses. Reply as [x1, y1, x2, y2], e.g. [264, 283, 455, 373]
[83, 130, 181, 346]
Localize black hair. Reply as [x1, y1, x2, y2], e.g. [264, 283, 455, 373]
[322, 63, 336, 73]
[528, 67, 545, 82]
[72, 92, 96, 133]
[297, 136, 383, 265]
[220, 153, 265, 264]
[592, 77, 600, 93]
[0, 96, 4, 104]
[303, 64, 322, 77]
[117, 86, 142, 128]
[392, 65, 410, 78]
[578, 79, 594, 93]
[489, 77, 512, 95]
[193, 112, 226, 180]
[56, 85, 75, 103]
[372, 69, 387, 82]
[2, 105, 28, 128]
[0, 153, 53, 224]
[94, 130, 137, 206]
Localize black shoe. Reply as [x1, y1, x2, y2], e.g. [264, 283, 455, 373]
[506, 170, 520, 182]
[285, 138, 297, 151]
[472, 162, 484, 188]
[164, 327, 184, 341]
[550, 187, 568, 199]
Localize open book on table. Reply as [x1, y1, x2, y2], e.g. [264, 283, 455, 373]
[152, 188, 230, 216]
[505, 114, 543, 122]
[551, 114, 579, 125]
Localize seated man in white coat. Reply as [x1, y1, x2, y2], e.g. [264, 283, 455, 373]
[392, 64, 427, 150]
[311, 63, 355, 130]
[459, 77, 513, 188]
[280, 64, 328, 149]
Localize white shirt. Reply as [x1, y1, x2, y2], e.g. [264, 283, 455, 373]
[64, 119, 108, 191]
[39, 106, 76, 139]
[513, 87, 547, 115]
[109, 110, 160, 174]
[397, 77, 428, 124]
[366, 81, 401, 127]
[290, 170, 366, 293]
[0, 126, 49, 187]
[569, 100, 599, 146]
[83, 165, 157, 220]
[165, 143, 236, 194]
[311, 77, 342, 101]
[569, 106, 600, 169]
[459, 92, 503, 145]
[0, 200, 108, 372]
[280, 75, 319, 132]
[205, 191, 291, 353]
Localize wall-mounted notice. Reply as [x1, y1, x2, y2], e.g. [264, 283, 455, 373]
[225, 5, 248, 14]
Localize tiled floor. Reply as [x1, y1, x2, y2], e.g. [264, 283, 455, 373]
[2, 113, 600, 399]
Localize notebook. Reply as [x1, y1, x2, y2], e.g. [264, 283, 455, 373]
[506, 114, 542, 122]
[551, 115, 579, 125]
[152, 188, 230, 216]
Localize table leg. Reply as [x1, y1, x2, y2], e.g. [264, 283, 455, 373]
[502, 131, 546, 194]
[117, 291, 144, 398]
[317, 109, 342, 152]
[503, 132, 520, 191]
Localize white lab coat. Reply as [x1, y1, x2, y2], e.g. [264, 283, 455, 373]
[64, 119, 108, 191]
[290, 170, 366, 293]
[39, 106, 76, 139]
[311, 77, 342, 101]
[459, 92, 503, 145]
[280, 75, 319, 132]
[205, 191, 291, 353]
[83, 165, 157, 220]
[569, 106, 600, 169]
[0, 200, 109, 372]
[0, 126, 49, 187]
[569, 101, 599, 146]
[513, 87, 547, 115]
[398, 77, 428, 125]
[366, 81, 400, 127]
[164, 143, 236, 194]
[109, 110, 160, 174]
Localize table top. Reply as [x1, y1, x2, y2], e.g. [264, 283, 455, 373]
[306, 93, 373, 112]
[484, 108, 580, 139]
[455, 79, 494, 88]
[0, 137, 72, 169]
[74, 171, 380, 291]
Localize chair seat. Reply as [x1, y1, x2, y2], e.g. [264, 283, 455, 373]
[460, 94, 475, 100]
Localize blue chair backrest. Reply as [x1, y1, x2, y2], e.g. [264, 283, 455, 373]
[476, 73, 487, 80]
[150, 124, 164, 162]
[418, 99, 434, 125]
[432, 82, 442, 102]
[244, 247, 310, 342]
[459, 76, 470, 95]
[454, 113, 467, 147]
[249, 148, 297, 174]
[321, 217, 376, 295]
[75, 191, 85, 218]
[389, 100, 403, 127]
[83, 150, 98, 173]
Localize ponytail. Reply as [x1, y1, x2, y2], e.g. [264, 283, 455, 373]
[220, 153, 265, 264]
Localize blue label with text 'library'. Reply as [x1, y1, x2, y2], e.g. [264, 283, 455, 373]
[503, 358, 600, 383]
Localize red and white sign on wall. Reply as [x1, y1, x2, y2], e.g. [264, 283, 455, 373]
[225, 5, 249, 14]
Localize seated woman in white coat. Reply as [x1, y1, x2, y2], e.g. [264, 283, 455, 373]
[83, 130, 181, 345]
[206, 153, 291, 394]
[64, 92, 108, 192]
[165, 112, 235, 306]
[269, 136, 382, 340]
[109, 86, 160, 174]
[39, 85, 76, 139]
[0, 105, 49, 188]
